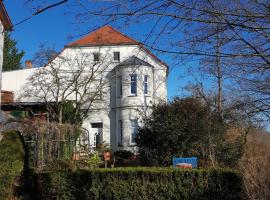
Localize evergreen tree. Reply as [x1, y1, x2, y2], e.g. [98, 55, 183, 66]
[3, 32, 24, 71]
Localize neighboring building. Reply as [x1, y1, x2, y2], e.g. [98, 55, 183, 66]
[2, 26, 168, 151]
[0, 0, 12, 126]
[0, 0, 12, 69]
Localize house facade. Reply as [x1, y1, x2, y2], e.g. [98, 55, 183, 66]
[2, 26, 168, 151]
[0, 0, 12, 105]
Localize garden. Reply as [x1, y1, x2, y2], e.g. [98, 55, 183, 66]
[0, 97, 268, 199]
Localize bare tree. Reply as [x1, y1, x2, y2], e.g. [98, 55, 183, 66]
[22, 0, 270, 120]
[21, 46, 111, 125]
[68, 0, 270, 120]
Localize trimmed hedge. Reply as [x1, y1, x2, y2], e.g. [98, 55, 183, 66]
[25, 167, 244, 200]
[0, 130, 25, 199]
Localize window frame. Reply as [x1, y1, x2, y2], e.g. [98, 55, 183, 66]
[93, 52, 100, 62]
[130, 74, 137, 95]
[144, 75, 149, 95]
[113, 51, 120, 62]
[130, 119, 138, 145]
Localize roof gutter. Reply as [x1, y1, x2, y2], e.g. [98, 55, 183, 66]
[0, 0, 12, 31]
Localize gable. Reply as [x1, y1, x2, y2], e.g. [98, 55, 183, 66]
[66, 25, 168, 69]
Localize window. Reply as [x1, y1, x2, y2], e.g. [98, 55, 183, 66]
[144, 75, 149, 95]
[118, 76, 122, 97]
[93, 53, 100, 62]
[113, 52, 120, 62]
[130, 119, 138, 144]
[118, 120, 123, 146]
[130, 74, 137, 95]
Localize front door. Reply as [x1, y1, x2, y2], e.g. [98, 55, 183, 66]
[91, 123, 103, 148]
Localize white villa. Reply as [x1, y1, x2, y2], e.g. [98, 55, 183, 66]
[2, 26, 168, 151]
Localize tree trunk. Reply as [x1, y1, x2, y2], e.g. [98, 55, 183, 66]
[216, 23, 222, 117]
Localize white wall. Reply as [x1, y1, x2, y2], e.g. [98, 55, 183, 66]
[2, 68, 37, 101]
[1, 44, 168, 150]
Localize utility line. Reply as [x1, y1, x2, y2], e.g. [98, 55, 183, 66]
[13, 0, 69, 27]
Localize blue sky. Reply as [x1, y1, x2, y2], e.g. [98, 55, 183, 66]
[5, 0, 197, 100]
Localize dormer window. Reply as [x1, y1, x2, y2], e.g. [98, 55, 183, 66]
[113, 52, 120, 62]
[93, 53, 100, 62]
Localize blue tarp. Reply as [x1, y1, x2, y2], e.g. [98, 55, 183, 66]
[173, 157, 198, 168]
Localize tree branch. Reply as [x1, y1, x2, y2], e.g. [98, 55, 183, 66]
[14, 0, 69, 27]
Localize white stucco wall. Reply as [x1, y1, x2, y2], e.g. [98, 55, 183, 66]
[1, 44, 168, 151]
[2, 68, 37, 101]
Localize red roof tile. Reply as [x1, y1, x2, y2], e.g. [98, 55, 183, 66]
[66, 25, 168, 68]
[67, 25, 138, 47]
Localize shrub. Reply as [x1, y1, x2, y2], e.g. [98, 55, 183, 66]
[114, 150, 133, 160]
[136, 97, 243, 167]
[113, 150, 138, 167]
[22, 167, 244, 200]
[76, 152, 104, 169]
[0, 130, 25, 199]
[239, 130, 270, 200]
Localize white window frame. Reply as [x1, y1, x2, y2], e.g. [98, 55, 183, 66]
[144, 75, 149, 95]
[130, 119, 138, 145]
[130, 74, 137, 95]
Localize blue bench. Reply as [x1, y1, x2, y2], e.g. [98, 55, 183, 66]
[173, 157, 198, 168]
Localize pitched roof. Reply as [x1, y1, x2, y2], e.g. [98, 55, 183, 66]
[118, 56, 152, 67]
[66, 25, 168, 68]
[67, 25, 138, 47]
[0, 0, 12, 31]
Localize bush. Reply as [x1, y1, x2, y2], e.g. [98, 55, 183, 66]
[239, 130, 270, 200]
[0, 130, 25, 199]
[113, 150, 138, 167]
[136, 97, 243, 167]
[114, 150, 133, 160]
[22, 167, 244, 200]
[76, 152, 104, 169]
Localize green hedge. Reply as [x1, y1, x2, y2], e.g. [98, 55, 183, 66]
[25, 167, 244, 200]
[0, 130, 25, 199]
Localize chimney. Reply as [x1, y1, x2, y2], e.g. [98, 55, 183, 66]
[25, 60, 33, 69]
